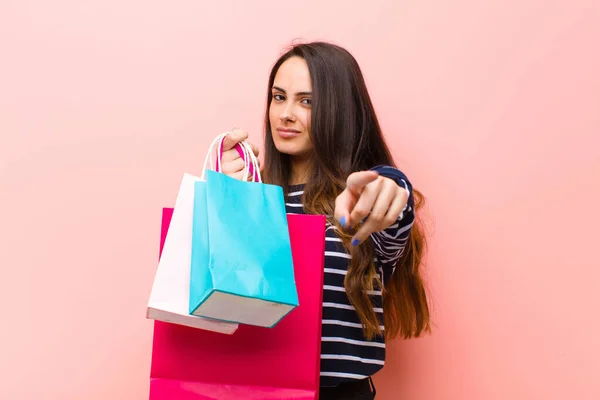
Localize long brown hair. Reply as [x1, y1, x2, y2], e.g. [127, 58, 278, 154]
[262, 42, 430, 340]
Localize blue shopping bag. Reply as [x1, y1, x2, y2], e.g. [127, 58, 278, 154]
[189, 169, 299, 328]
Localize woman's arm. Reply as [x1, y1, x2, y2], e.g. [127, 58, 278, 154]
[369, 166, 415, 269]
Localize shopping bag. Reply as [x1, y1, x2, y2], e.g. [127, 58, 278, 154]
[189, 134, 299, 328]
[146, 132, 258, 333]
[150, 208, 326, 400]
[146, 172, 238, 334]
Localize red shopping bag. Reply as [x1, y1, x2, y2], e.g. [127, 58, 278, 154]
[149, 208, 325, 399]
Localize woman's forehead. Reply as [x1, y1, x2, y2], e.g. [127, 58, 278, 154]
[273, 57, 312, 92]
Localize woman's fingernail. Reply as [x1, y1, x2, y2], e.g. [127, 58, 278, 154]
[339, 216, 347, 228]
[351, 239, 360, 246]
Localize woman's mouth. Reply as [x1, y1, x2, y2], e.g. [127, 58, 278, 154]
[276, 128, 302, 139]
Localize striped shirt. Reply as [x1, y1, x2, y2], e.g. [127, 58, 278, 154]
[285, 166, 416, 387]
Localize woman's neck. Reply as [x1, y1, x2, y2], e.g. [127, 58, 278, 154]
[289, 155, 311, 186]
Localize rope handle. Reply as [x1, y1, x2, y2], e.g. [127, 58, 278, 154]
[201, 132, 262, 183]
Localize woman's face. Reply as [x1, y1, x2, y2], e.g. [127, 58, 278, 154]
[269, 56, 313, 159]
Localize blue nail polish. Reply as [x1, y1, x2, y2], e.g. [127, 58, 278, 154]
[352, 239, 360, 246]
[339, 216, 346, 228]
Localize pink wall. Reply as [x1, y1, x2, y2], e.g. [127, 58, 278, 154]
[1, 1, 599, 399]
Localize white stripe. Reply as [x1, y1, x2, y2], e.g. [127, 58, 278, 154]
[321, 336, 386, 348]
[373, 244, 407, 256]
[321, 354, 385, 366]
[325, 237, 342, 242]
[387, 221, 414, 238]
[325, 251, 351, 260]
[377, 243, 407, 251]
[320, 371, 370, 379]
[400, 179, 410, 198]
[287, 190, 304, 197]
[324, 285, 381, 296]
[323, 319, 384, 330]
[285, 203, 304, 208]
[372, 240, 406, 252]
[322, 302, 383, 313]
[373, 227, 411, 243]
[324, 268, 347, 276]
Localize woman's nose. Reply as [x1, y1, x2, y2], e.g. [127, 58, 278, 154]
[280, 103, 295, 122]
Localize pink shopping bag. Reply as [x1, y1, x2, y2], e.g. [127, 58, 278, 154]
[149, 207, 326, 399]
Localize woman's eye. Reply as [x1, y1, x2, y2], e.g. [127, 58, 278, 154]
[273, 94, 285, 101]
[301, 98, 312, 105]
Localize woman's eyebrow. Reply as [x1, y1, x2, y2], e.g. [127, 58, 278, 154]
[272, 86, 312, 96]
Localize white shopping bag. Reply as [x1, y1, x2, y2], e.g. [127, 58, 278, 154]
[146, 172, 238, 334]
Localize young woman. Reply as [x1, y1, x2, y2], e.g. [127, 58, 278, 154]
[220, 42, 430, 400]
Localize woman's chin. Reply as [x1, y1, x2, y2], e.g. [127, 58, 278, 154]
[274, 142, 312, 158]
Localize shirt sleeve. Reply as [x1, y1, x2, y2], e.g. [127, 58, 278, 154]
[369, 165, 416, 270]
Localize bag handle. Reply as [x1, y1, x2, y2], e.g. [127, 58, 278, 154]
[201, 132, 262, 183]
[238, 140, 262, 183]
